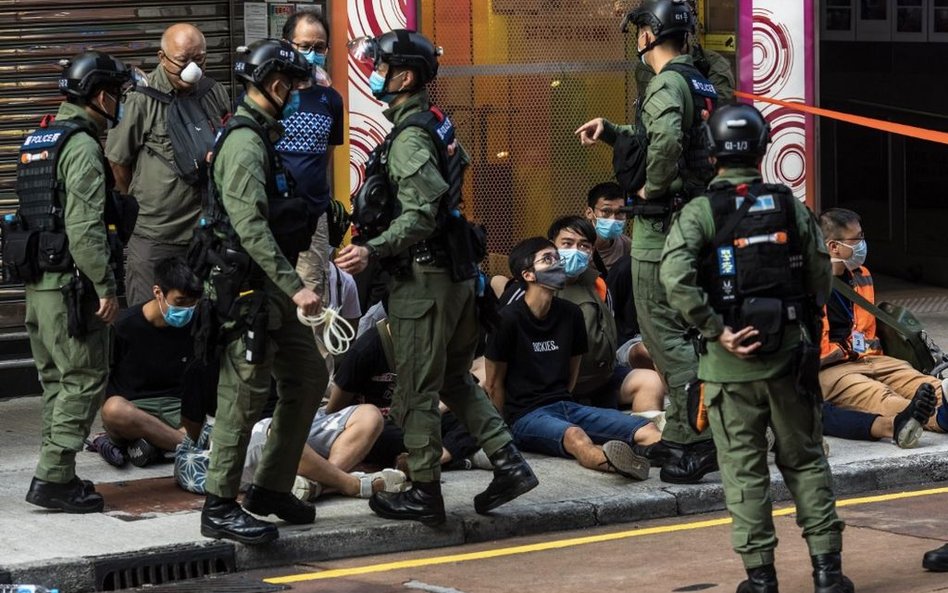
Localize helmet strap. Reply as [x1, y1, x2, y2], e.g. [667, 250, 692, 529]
[86, 91, 119, 124]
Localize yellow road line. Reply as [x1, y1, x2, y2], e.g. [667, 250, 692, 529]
[266, 485, 948, 584]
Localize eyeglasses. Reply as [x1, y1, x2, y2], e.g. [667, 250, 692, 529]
[533, 252, 561, 267]
[595, 207, 627, 220]
[292, 41, 329, 54]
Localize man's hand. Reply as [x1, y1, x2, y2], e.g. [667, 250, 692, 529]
[575, 118, 605, 146]
[719, 325, 762, 359]
[293, 287, 322, 317]
[335, 244, 370, 275]
[96, 296, 119, 324]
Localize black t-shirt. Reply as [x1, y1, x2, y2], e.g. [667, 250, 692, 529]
[486, 297, 588, 424]
[333, 325, 396, 410]
[107, 304, 195, 401]
[605, 254, 640, 343]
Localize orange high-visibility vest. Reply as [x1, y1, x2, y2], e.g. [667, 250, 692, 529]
[820, 266, 884, 367]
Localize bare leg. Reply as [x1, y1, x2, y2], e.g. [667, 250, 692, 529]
[618, 369, 666, 412]
[562, 426, 611, 472]
[298, 444, 362, 496]
[628, 342, 656, 371]
[633, 423, 662, 445]
[101, 396, 185, 451]
[326, 404, 384, 471]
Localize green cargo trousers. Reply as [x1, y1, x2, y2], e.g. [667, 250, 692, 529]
[388, 263, 512, 483]
[705, 375, 844, 569]
[205, 289, 328, 498]
[25, 286, 109, 484]
[632, 254, 707, 445]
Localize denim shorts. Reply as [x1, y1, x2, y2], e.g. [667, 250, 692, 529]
[511, 400, 650, 458]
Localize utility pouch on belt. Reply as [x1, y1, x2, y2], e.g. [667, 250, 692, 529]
[794, 341, 822, 403]
[444, 215, 486, 283]
[1, 216, 40, 283]
[61, 273, 91, 339]
[37, 231, 73, 273]
[739, 297, 785, 355]
[686, 379, 708, 433]
[210, 248, 251, 319]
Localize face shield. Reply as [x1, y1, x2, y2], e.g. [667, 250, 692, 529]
[347, 36, 381, 72]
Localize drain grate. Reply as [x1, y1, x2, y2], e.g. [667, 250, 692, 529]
[120, 574, 288, 593]
[94, 543, 235, 591]
[885, 296, 948, 314]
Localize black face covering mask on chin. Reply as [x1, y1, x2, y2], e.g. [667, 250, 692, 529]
[534, 267, 567, 291]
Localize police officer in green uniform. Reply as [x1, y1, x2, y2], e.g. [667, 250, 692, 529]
[633, 0, 735, 103]
[337, 30, 537, 525]
[576, 0, 719, 484]
[9, 52, 130, 513]
[661, 103, 851, 593]
[197, 40, 327, 545]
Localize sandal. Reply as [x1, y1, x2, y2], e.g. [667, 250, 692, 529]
[601, 440, 650, 481]
[351, 468, 409, 498]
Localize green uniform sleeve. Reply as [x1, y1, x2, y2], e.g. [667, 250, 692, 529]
[704, 49, 736, 104]
[104, 91, 147, 166]
[600, 119, 634, 147]
[641, 75, 685, 199]
[59, 134, 116, 298]
[214, 128, 304, 298]
[366, 129, 449, 259]
[660, 198, 724, 340]
[794, 199, 833, 306]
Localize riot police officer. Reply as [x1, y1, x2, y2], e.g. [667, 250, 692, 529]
[337, 29, 537, 525]
[661, 103, 851, 593]
[576, 0, 719, 484]
[8, 52, 130, 513]
[197, 39, 327, 545]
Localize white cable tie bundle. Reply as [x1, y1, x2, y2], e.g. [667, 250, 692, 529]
[297, 305, 356, 355]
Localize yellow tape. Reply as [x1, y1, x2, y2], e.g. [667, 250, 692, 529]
[266, 485, 948, 584]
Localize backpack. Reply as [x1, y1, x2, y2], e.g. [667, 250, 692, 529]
[137, 78, 220, 186]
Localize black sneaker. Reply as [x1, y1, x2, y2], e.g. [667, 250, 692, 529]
[127, 438, 162, 468]
[90, 433, 127, 467]
[894, 383, 937, 448]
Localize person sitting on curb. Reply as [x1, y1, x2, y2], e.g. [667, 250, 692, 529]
[484, 237, 660, 481]
[324, 319, 493, 473]
[823, 392, 936, 449]
[818, 208, 944, 434]
[582, 181, 631, 276]
[242, 404, 408, 501]
[90, 257, 207, 467]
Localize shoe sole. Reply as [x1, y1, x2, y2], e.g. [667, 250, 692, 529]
[200, 524, 278, 545]
[602, 441, 650, 481]
[474, 473, 540, 515]
[368, 497, 446, 527]
[895, 417, 924, 449]
[25, 491, 104, 514]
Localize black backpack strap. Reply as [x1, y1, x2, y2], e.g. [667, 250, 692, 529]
[134, 85, 174, 104]
[710, 183, 754, 247]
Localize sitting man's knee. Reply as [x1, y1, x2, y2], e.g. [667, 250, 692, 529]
[101, 395, 131, 425]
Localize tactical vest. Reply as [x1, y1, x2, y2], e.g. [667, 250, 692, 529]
[353, 104, 483, 282]
[698, 181, 806, 350]
[3, 117, 100, 283]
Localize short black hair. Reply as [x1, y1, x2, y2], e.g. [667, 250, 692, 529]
[547, 215, 596, 244]
[509, 237, 555, 282]
[282, 9, 330, 44]
[154, 257, 203, 299]
[587, 182, 624, 208]
[663, 31, 689, 53]
[819, 208, 861, 241]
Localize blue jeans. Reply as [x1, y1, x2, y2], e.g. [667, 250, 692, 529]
[511, 400, 650, 457]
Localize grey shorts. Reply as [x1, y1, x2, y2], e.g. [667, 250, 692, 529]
[241, 406, 358, 490]
[616, 335, 644, 367]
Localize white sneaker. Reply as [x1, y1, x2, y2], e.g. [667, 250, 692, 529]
[351, 468, 409, 498]
[291, 475, 323, 502]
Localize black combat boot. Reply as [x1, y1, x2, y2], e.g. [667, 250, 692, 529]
[812, 553, 854, 593]
[25, 476, 104, 514]
[923, 543, 948, 571]
[633, 440, 682, 468]
[201, 494, 278, 545]
[243, 484, 316, 524]
[659, 439, 719, 484]
[736, 564, 779, 593]
[369, 481, 446, 526]
[474, 442, 539, 514]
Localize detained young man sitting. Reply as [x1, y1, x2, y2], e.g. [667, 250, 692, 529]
[484, 237, 660, 480]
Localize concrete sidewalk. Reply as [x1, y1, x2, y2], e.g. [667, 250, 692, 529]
[3, 275, 948, 592]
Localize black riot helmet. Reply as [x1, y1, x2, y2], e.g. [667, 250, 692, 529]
[703, 103, 771, 164]
[349, 29, 443, 99]
[58, 51, 130, 100]
[234, 39, 309, 113]
[622, 0, 694, 42]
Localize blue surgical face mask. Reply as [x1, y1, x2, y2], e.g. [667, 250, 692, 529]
[369, 70, 405, 103]
[595, 218, 624, 241]
[835, 239, 868, 271]
[159, 294, 195, 328]
[302, 49, 327, 69]
[282, 89, 300, 119]
[558, 248, 590, 278]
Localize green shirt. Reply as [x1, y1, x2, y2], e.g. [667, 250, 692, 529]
[31, 102, 115, 298]
[366, 91, 471, 259]
[660, 167, 832, 382]
[105, 66, 229, 245]
[212, 101, 303, 299]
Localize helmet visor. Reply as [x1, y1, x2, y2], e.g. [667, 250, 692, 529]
[347, 36, 379, 69]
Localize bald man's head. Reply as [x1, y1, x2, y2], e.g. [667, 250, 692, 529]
[158, 23, 207, 91]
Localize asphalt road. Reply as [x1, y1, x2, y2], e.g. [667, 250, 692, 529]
[236, 484, 948, 593]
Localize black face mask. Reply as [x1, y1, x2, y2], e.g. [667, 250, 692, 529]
[534, 266, 567, 291]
